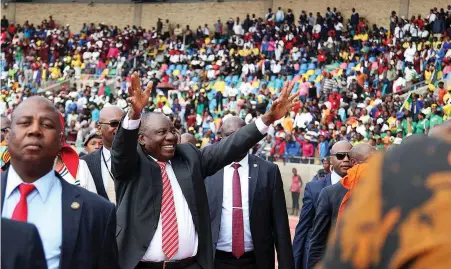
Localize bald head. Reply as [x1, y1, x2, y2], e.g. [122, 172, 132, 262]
[180, 133, 197, 145]
[330, 141, 352, 154]
[99, 105, 124, 122]
[221, 116, 246, 138]
[350, 143, 376, 164]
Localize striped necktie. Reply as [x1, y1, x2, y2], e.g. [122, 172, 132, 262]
[157, 161, 179, 260]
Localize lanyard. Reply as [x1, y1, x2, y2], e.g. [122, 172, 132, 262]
[101, 150, 115, 180]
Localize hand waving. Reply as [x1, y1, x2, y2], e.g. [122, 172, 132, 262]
[262, 81, 299, 125]
[127, 71, 152, 119]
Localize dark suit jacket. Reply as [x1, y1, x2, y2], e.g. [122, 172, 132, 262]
[308, 183, 348, 269]
[81, 147, 109, 200]
[111, 118, 265, 269]
[1, 218, 47, 269]
[205, 154, 294, 269]
[1, 169, 120, 269]
[292, 174, 331, 269]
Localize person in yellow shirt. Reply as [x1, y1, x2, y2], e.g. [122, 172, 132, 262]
[443, 87, 451, 105]
[387, 111, 398, 131]
[282, 113, 294, 133]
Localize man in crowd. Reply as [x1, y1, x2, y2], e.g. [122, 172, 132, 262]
[308, 143, 375, 268]
[1, 96, 119, 269]
[180, 133, 197, 145]
[1, 115, 11, 168]
[111, 74, 297, 269]
[292, 141, 352, 269]
[205, 116, 294, 269]
[1, 218, 47, 269]
[82, 105, 124, 203]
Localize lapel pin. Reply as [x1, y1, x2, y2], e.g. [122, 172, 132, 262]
[71, 202, 80, 210]
[253, 164, 258, 167]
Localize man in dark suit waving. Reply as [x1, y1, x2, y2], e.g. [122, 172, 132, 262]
[1, 96, 119, 269]
[112, 73, 298, 269]
[292, 141, 352, 269]
[205, 116, 294, 269]
[1, 218, 47, 269]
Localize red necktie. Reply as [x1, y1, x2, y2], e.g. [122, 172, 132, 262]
[231, 163, 244, 259]
[11, 183, 36, 222]
[157, 161, 179, 260]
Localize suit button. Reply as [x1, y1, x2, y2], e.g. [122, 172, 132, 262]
[153, 224, 157, 230]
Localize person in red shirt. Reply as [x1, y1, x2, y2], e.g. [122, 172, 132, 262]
[301, 137, 315, 164]
[328, 90, 341, 111]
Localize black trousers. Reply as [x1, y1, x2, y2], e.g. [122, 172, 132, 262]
[292, 192, 300, 210]
[135, 261, 201, 269]
[214, 251, 257, 269]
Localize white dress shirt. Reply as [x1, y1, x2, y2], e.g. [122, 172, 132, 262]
[216, 154, 254, 252]
[330, 169, 342, 185]
[100, 147, 115, 202]
[121, 114, 268, 261]
[2, 166, 63, 269]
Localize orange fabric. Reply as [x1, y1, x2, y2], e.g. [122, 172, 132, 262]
[336, 163, 369, 226]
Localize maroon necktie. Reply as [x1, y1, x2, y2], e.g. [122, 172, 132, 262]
[231, 163, 244, 259]
[11, 184, 36, 222]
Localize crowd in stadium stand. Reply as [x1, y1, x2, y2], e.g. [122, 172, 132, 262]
[1, 5, 451, 163]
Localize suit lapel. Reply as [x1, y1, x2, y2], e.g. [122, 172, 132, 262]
[248, 154, 259, 214]
[59, 173, 82, 269]
[85, 149, 107, 198]
[1, 169, 8, 213]
[325, 174, 332, 187]
[170, 156, 198, 229]
[215, 169, 224, 219]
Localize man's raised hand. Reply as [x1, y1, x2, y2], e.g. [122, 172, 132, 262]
[262, 81, 299, 125]
[127, 71, 153, 119]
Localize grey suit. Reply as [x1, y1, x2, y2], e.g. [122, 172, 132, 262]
[205, 154, 294, 269]
[111, 118, 265, 269]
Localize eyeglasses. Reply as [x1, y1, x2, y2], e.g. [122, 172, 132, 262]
[331, 152, 350, 160]
[1, 127, 9, 132]
[98, 121, 120, 128]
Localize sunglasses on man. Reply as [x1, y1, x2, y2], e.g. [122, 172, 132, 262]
[98, 121, 120, 128]
[330, 152, 350, 160]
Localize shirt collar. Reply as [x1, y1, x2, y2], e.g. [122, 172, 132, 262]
[226, 154, 249, 169]
[6, 165, 57, 203]
[330, 169, 343, 185]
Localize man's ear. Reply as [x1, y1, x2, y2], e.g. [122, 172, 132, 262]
[5, 131, 9, 145]
[138, 133, 145, 146]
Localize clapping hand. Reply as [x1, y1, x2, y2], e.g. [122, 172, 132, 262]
[262, 81, 299, 125]
[127, 71, 153, 119]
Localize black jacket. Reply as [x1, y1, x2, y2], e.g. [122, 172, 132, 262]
[112, 117, 265, 269]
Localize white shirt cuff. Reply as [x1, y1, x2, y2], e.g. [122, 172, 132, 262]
[122, 114, 141, 130]
[255, 117, 269, 135]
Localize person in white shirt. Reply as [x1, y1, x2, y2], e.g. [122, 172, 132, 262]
[205, 116, 294, 269]
[81, 106, 124, 203]
[275, 7, 285, 24]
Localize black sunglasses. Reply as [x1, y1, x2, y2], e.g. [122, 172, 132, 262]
[99, 121, 120, 128]
[331, 152, 350, 160]
[1, 127, 9, 132]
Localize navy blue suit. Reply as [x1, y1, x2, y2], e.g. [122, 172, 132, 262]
[292, 174, 331, 269]
[1, 169, 120, 269]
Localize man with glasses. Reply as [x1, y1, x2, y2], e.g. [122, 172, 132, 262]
[81, 105, 124, 203]
[308, 143, 375, 269]
[293, 141, 352, 269]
